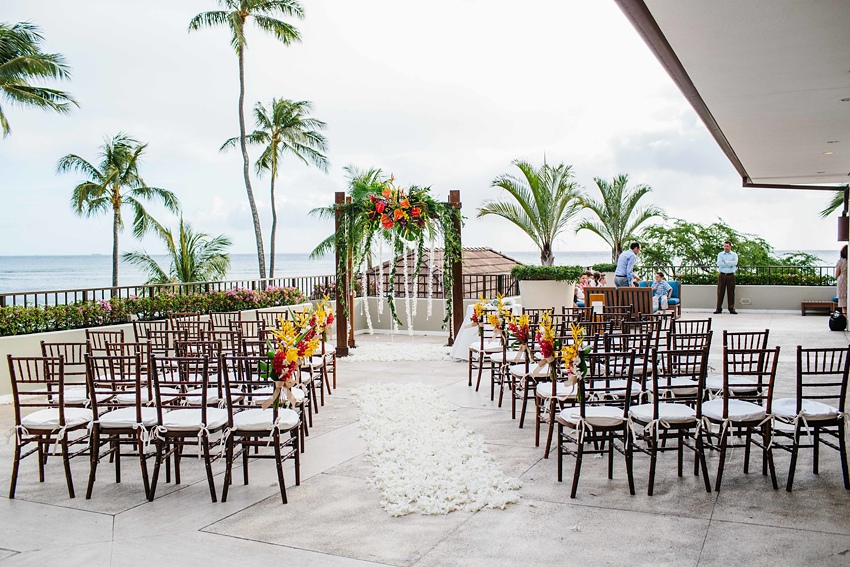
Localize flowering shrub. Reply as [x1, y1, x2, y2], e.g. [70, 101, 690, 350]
[0, 286, 308, 336]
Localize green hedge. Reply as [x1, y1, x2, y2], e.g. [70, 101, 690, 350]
[0, 286, 306, 337]
[591, 262, 617, 273]
[675, 272, 835, 286]
[510, 265, 584, 282]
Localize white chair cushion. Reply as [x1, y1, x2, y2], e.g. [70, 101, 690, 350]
[161, 408, 227, 432]
[705, 374, 759, 393]
[232, 408, 300, 432]
[490, 350, 524, 364]
[21, 407, 93, 430]
[606, 378, 643, 397]
[647, 377, 699, 396]
[629, 402, 697, 424]
[558, 405, 625, 428]
[773, 398, 840, 420]
[536, 382, 578, 400]
[99, 407, 160, 428]
[37, 386, 111, 405]
[702, 398, 766, 423]
[470, 340, 502, 354]
[116, 387, 180, 405]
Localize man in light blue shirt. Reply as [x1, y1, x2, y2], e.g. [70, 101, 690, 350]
[614, 242, 641, 288]
[715, 240, 738, 314]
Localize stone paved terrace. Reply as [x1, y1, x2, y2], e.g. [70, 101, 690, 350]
[0, 311, 849, 566]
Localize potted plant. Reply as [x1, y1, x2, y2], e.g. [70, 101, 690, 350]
[511, 265, 583, 310]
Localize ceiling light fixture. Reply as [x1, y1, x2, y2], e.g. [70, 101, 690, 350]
[824, 151, 834, 155]
[827, 140, 839, 144]
[842, 98, 850, 102]
[817, 171, 826, 174]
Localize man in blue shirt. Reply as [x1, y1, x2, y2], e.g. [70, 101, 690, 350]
[716, 240, 738, 314]
[614, 242, 640, 288]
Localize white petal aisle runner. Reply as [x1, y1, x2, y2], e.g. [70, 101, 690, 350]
[353, 383, 521, 516]
[343, 342, 451, 363]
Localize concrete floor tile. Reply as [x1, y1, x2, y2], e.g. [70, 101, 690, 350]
[0, 542, 113, 567]
[110, 531, 386, 567]
[0, 498, 112, 553]
[415, 499, 708, 567]
[206, 473, 474, 567]
[698, 521, 850, 566]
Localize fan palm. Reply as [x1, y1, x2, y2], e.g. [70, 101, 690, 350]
[576, 174, 665, 261]
[222, 98, 328, 277]
[478, 159, 582, 266]
[123, 217, 232, 284]
[189, 0, 304, 280]
[0, 21, 77, 137]
[309, 166, 384, 267]
[57, 133, 180, 287]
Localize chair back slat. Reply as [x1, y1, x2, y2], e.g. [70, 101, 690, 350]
[150, 355, 211, 412]
[174, 318, 212, 341]
[229, 319, 266, 340]
[40, 341, 87, 381]
[133, 319, 169, 342]
[672, 318, 712, 335]
[721, 347, 780, 414]
[85, 353, 144, 416]
[201, 329, 243, 356]
[210, 311, 242, 329]
[147, 329, 188, 357]
[7, 355, 66, 423]
[86, 329, 126, 353]
[722, 329, 769, 350]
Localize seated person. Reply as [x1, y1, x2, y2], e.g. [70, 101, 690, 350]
[575, 273, 589, 306]
[651, 271, 673, 310]
[596, 273, 608, 286]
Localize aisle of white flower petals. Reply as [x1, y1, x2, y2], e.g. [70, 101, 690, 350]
[343, 342, 452, 363]
[353, 383, 521, 517]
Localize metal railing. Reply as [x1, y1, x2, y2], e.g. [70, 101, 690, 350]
[360, 273, 518, 299]
[648, 265, 836, 286]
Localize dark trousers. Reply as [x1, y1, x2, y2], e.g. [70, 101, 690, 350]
[716, 273, 736, 311]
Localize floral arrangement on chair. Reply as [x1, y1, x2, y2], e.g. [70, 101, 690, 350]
[311, 297, 335, 342]
[535, 312, 560, 381]
[505, 312, 532, 362]
[561, 322, 592, 388]
[260, 312, 320, 409]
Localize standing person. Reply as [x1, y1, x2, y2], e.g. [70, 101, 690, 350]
[614, 242, 640, 288]
[715, 240, 738, 314]
[836, 245, 847, 315]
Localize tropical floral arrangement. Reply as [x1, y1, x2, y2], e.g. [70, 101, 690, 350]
[367, 177, 434, 241]
[310, 297, 335, 341]
[326, 169, 463, 337]
[505, 312, 531, 348]
[561, 322, 591, 387]
[260, 311, 320, 409]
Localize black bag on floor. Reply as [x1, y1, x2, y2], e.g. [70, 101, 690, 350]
[829, 311, 846, 331]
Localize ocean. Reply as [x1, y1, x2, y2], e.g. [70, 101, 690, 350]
[0, 250, 837, 293]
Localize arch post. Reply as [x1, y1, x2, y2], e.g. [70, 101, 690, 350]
[334, 191, 349, 357]
[448, 190, 463, 346]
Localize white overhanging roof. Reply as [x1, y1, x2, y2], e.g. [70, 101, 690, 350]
[615, 0, 850, 190]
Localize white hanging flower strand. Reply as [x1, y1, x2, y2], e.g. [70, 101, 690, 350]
[361, 257, 373, 334]
[403, 240, 414, 336]
[412, 242, 421, 318]
[427, 238, 436, 318]
[377, 237, 384, 319]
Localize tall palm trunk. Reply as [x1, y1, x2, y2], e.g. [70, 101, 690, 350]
[112, 204, 120, 287]
[540, 243, 554, 266]
[237, 46, 266, 279]
[269, 173, 278, 278]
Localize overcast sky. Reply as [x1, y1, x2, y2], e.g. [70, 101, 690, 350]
[0, 0, 841, 261]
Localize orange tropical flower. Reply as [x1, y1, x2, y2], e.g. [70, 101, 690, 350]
[400, 198, 410, 209]
[393, 208, 405, 221]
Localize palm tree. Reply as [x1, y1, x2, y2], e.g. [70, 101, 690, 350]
[478, 159, 583, 266]
[57, 133, 180, 287]
[123, 217, 232, 284]
[222, 98, 328, 277]
[309, 166, 385, 267]
[0, 21, 77, 137]
[189, 0, 304, 280]
[819, 187, 849, 218]
[576, 174, 665, 261]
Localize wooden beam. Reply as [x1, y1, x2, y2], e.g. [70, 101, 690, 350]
[448, 190, 463, 346]
[334, 191, 349, 357]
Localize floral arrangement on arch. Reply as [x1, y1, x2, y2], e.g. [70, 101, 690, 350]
[328, 169, 463, 337]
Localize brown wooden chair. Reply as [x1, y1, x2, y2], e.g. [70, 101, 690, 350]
[84, 353, 155, 499]
[40, 341, 89, 405]
[701, 347, 780, 491]
[148, 355, 226, 502]
[147, 329, 188, 358]
[628, 348, 712, 495]
[230, 319, 266, 341]
[7, 355, 92, 499]
[555, 350, 637, 498]
[86, 328, 125, 354]
[256, 310, 292, 330]
[773, 345, 850, 491]
[173, 318, 212, 341]
[617, 286, 653, 317]
[593, 286, 618, 309]
[201, 329, 244, 357]
[705, 330, 771, 395]
[210, 311, 241, 330]
[672, 318, 712, 335]
[168, 311, 202, 325]
[133, 319, 169, 342]
[220, 355, 302, 504]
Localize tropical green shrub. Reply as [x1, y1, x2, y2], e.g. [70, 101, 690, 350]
[510, 265, 584, 282]
[0, 286, 307, 336]
[591, 263, 617, 273]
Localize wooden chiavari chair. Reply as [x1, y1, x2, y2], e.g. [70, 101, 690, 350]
[40, 341, 89, 406]
[86, 328, 125, 354]
[210, 311, 241, 330]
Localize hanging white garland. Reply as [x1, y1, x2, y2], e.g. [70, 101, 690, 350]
[377, 237, 384, 319]
[403, 240, 414, 336]
[361, 257, 374, 334]
[427, 238, 436, 318]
